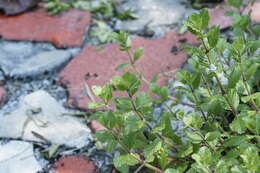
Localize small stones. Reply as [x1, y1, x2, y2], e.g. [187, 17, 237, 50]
[0, 8, 91, 48]
[53, 156, 97, 173]
[0, 140, 42, 173]
[0, 90, 93, 148]
[59, 31, 197, 110]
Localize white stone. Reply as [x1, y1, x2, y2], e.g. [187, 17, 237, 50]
[0, 141, 41, 173]
[115, 0, 193, 34]
[0, 90, 92, 148]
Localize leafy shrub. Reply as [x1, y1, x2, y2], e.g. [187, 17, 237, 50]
[90, 1, 260, 173]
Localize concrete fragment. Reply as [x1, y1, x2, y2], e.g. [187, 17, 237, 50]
[0, 90, 92, 148]
[0, 140, 42, 173]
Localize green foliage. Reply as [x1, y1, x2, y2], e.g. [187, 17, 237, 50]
[43, 0, 70, 15]
[90, 2, 260, 173]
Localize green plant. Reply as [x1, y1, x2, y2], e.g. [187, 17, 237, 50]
[90, 1, 260, 173]
[43, 0, 71, 15]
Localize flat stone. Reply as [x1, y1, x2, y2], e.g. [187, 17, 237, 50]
[0, 0, 39, 15]
[59, 32, 197, 110]
[0, 8, 91, 48]
[209, 8, 233, 29]
[53, 156, 97, 173]
[0, 90, 92, 148]
[0, 87, 6, 106]
[0, 40, 77, 78]
[0, 140, 42, 173]
[115, 0, 193, 35]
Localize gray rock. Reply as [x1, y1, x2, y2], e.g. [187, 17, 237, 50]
[0, 90, 93, 148]
[115, 0, 193, 35]
[0, 0, 39, 15]
[0, 140, 42, 173]
[0, 40, 77, 78]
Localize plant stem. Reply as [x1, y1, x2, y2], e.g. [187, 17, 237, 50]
[110, 129, 165, 173]
[168, 96, 196, 108]
[201, 73, 213, 97]
[127, 50, 150, 85]
[201, 38, 238, 115]
[130, 98, 179, 152]
[242, 74, 260, 113]
[188, 85, 207, 121]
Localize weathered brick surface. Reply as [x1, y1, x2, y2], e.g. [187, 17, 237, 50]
[59, 32, 197, 110]
[0, 87, 6, 107]
[209, 8, 233, 29]
[53, 156, 97, 173]
[249, 1, 260, 22]
[0, 8, 91, 48]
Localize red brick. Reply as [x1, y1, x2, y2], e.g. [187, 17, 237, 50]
[0, 8, 91, 48]
[209, 8, 233, 29]
[59, 32, 197, 110]
[0, 87, 6, 107]
[248, 2, 260, 22]
[54, 156, 97, 173]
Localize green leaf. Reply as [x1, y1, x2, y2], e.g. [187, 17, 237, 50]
[186, 131, 203, 143]
[175, 69, 190, 84]
[88, 102, 106, 109]
[240, 146, 260, 171]
[92, 84, 113, 104]
[113, 97, 133, 112]
[207, 26, 220, 48]
[183, 113, 203, 129]
[252, 24, 260, 37]
[191, 73, 201, 89]
[113, 154, 139, 170]
[230, 115, 247, 134]
[124, 115, 144, 134]
[135, 92, 153, 114]
[228, 67, 242, 88]
[95, 130, 117, 152]
[228, 89, 240, 110]
[111, 76, 127, 91]
[133, 48, 144, 62]
[144, 139, 162, 162]
[215, 160, 233, 173]
[92, 85, 103, 97]
[245, 63, 258, 80]
[150, 83, 169, 100]
[122, 72, 141, 96]
[92, 111, 118, 129]
[231, 165, 247, 173]
[228, 0, 243, 8]
[116, 63, 129, 70]
[151, 73, 160, 83]
[184, 9, 210, 35]
[223, 136, 248, 147]
[176, 144, 193, 158]
[165, 169, 178, 173]
[256, 115, 260, 134]
[242, 92, 260, 103]
[205, 131, 221, 142]
[192, 147, 213, 166]
[117, 8, 138, 20]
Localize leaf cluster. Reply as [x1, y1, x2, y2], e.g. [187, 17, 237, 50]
[90, 1, 260, 172]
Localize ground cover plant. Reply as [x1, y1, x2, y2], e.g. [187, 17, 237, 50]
[89, 0, 260, 173]
[89, 0, 260, 172]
